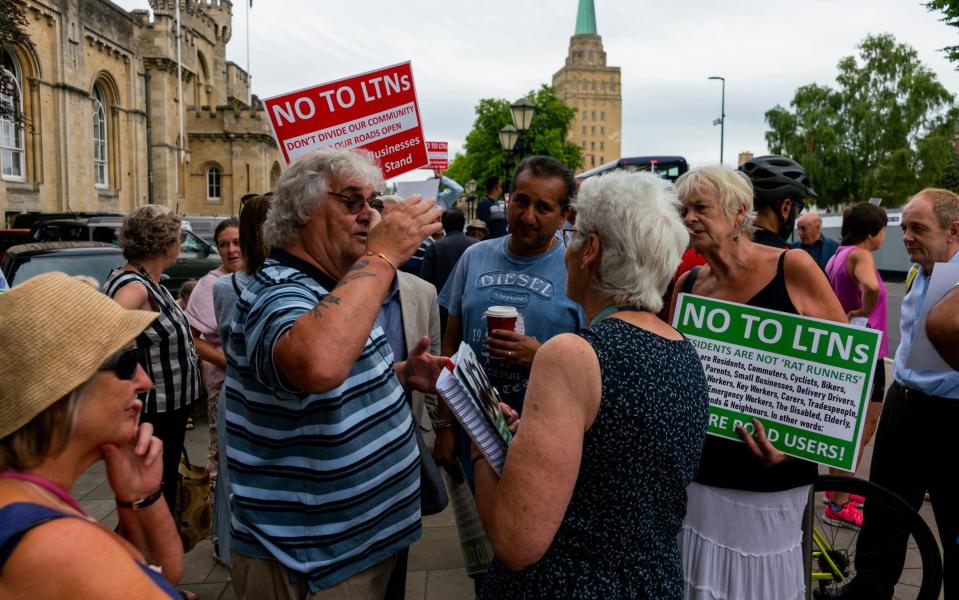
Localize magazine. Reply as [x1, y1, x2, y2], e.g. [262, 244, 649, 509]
[436, 342, 513, 474]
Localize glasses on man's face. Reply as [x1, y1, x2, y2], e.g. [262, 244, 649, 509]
[99, 347, 142, 380]
[327, 190, 381, 215]
[562, 227, 578, 247]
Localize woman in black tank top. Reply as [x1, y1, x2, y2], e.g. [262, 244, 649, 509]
[671, 166, 847, 599]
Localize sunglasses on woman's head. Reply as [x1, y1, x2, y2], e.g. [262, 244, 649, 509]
[99, 347, 141, 380]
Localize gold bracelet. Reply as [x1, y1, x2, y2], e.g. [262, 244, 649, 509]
[366, 251, 396, 271]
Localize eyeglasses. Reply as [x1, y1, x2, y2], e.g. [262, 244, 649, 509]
[327, 190, 382, 215]
[99, 347, 141, 380]
[562, 227, 579, 247]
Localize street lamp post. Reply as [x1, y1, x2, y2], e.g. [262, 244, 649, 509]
[499, 98, 536, 191]
[708, 76, 725, 164]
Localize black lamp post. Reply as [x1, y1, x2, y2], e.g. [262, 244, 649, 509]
[708, 76, 726, 164]
[499, 98, 536, 192]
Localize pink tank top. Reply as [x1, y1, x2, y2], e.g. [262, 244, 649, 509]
[824, 245, 888, 357]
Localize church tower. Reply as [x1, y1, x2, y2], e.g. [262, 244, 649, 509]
[552, 0, 622, 172]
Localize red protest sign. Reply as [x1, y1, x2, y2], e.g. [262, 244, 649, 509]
[263, 62, 428, 179]
[426, 141, 448, 170]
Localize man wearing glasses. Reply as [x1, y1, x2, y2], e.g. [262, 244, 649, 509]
[434, 155, 585, 485]
[222, 148, 446, 600]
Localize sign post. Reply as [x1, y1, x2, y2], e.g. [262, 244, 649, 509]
[263, 62, 428, 179]
[673, 294, 881, 472]
[427, 141, 449, 170]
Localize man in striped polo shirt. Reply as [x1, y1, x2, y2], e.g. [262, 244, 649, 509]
[224, 148, 446, 600]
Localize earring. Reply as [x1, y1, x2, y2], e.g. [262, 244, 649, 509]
[732, 225, 741, 244]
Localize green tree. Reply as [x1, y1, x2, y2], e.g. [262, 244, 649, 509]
[765, 34, 957, 207]
[0, 0, 30, 123]
[927, 0, 959, 64]
[446, 85, 581, 189]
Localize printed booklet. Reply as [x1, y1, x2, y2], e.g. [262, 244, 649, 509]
[436, 342, 513, 474]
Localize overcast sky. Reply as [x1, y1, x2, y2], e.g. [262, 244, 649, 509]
[115, 0, 959, 179]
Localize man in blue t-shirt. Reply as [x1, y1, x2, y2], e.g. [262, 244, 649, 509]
[435, 156, 584, 480]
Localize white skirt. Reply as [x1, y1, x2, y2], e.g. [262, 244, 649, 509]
[680, 482, 811, 600]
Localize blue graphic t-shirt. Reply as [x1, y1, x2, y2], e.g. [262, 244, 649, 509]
[438, 235, 584, 412]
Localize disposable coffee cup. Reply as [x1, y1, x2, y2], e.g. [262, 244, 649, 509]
[485, 306, 519, 335]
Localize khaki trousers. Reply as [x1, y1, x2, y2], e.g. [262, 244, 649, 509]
[231, 550, 397, 600]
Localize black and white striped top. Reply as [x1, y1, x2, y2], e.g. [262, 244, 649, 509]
[104, 269, 202, 414]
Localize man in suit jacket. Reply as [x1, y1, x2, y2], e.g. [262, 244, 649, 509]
[381, 270, 442, 600]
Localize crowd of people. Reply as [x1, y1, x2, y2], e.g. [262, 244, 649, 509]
[0, 146, 957, 600]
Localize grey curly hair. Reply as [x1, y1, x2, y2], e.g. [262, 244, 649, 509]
[264, 148, 385, 248]
[117, 205, 181, 261]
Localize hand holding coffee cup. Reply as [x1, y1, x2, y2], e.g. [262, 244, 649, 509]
[485, 306, 541, 369]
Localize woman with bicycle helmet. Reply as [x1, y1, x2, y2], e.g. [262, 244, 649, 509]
[670, 163, 846, 600]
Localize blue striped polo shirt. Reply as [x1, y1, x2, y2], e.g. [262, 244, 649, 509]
[224, 248, 421, 591]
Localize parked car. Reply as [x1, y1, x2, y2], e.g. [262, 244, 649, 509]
[182, 215, 233, 243]
[0, 229, 30, 263]
[11, 211, 124, 229]
[1, 242, 124, 288]
[17, 221, 221, 293]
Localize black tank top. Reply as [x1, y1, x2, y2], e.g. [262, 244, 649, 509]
[687, 251, 819, 492]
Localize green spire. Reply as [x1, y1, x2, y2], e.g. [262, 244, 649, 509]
[575, 0, 597, 35]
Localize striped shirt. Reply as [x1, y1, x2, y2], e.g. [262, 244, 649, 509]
[104, 270, 202, 413]
[224, 249, 421, 591]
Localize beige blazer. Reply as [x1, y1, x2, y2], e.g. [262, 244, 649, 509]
[397, 272, 442, 450]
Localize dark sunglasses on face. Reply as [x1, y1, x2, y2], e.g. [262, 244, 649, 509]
[99, 347, 141, 380]
[327, 190, 382, 215]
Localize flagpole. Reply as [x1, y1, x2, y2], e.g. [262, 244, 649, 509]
[175, 0, 184, 199]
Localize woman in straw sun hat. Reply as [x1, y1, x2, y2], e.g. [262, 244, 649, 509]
[0, 272, 184, 598]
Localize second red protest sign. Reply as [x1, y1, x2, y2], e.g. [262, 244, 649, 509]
[263, 62, 428, 179]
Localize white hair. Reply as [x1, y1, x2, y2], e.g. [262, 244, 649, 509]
[674, 165, 757, 235]
[573, 171, 689, 313]
[263, 148, 385, 248]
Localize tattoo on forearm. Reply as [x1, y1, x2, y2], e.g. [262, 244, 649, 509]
[306, 259, 379, 319]
[309, 294, 341, 318]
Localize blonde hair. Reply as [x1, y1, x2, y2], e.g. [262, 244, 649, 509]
[675, 165, 757, 235]
[0, 386, 86, 470]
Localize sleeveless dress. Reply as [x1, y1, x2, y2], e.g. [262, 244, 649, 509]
[825, 245, 888, 358]
[0, 503, 180, 598]
[681, 251, 815, 600]
[478, 318, 710, 599]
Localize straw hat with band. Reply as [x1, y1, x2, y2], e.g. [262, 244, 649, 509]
[0, 272, 158, 439]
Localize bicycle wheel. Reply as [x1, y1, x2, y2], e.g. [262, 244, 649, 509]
[810, 475, 942, 600]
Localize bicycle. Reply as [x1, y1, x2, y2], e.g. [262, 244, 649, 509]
[809, 475, 943, 600]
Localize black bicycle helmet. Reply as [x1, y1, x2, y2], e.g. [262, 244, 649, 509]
[738, 155, 817, 211]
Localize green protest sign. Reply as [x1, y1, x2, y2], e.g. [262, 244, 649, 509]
[672, 294, 882, 471]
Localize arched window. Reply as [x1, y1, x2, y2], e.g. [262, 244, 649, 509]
[1, 47, 25, 181]
[92, 85, 108, 188]
[207, 166, 221, 201]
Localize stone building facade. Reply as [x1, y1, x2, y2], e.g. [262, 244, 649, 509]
[552, 0, 621, 173]
[0, 0, 280, 225]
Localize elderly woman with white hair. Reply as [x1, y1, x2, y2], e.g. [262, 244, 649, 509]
[668, 165, 846, 600]
[472, 171, 710, 599]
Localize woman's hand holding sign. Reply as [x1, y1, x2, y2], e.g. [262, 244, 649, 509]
[737, 419, 788, 466]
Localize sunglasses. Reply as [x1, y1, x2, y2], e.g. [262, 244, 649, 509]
[327, 190, 383, 215]
[99, 347, 141, 380]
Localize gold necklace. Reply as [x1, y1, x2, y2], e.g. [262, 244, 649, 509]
[18, 479, 96, 522]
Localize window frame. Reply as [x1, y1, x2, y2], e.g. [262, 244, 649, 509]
[1, 47, 25, 182]
[206, 165, 222, 202]
[92, 85, 108, 189]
